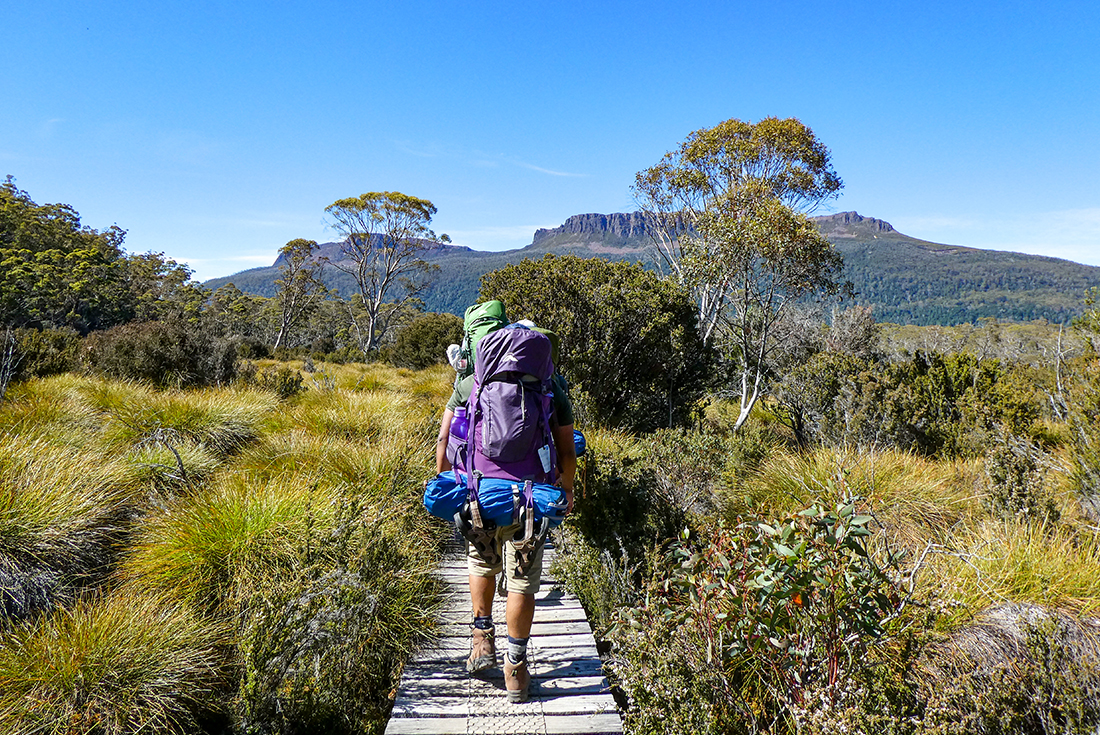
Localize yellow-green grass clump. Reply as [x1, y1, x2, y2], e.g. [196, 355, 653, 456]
[122, 443, 222, 496]
[0, 374, 104, 446]
[740, 446, 983, 553]
[936, 520, 1100, 623]
[98, 388, 278, 456]
[121, 472, 336, 611]
[281, 389, 420, 441]
[0, 589, 228, 735]
[1, 434, 138, 618]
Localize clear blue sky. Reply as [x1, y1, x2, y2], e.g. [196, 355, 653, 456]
[3, 0, 1098, 281]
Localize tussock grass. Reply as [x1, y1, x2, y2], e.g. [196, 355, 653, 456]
[0, 435, 136, 618]
[0, 589, 228, 735]
[122, 473, 335, 610]
[0, 375, 103, 445]
[941, 520, 1100, 619]
[99, 389, 276, 456]
[282, 389, 415, 441]
[123, 443, 222, 495]
[740, 446, 984, 555]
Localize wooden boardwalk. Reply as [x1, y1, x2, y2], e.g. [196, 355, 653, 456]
[385, 540, 623, 735]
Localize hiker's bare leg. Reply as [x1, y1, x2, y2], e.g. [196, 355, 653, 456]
[470, 574, 495, 617]
[506, 591, 535, 639]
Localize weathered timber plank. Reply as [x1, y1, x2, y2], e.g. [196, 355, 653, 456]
[384, 717, 466, 734]
[543, 713, 623, 734]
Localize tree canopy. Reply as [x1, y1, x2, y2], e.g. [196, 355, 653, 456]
[1, 177, 203, 334]
[479, 254, 710, 431]
[324, 191, 442, 354]
[634, 118, 847, 430]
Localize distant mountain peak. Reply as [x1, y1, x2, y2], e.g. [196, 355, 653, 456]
[812, 211, 896, 237]
[532, 212, 652, 245]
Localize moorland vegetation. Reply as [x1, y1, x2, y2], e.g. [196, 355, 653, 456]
[4, 117, 1100, 734]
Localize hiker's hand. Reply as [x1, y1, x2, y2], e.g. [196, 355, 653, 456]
[564, 487, 574, 515]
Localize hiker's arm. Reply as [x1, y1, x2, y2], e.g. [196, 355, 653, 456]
[435, 409, 454, 474]
[552, 423, 576, 514]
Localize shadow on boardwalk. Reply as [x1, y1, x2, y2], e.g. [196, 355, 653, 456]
[385, 541, 623, 735]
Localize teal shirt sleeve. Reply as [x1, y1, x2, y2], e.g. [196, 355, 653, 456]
[445, 375, 474, 412]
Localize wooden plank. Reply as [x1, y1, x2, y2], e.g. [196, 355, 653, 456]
[544, 713, 623, 734]
[541, 694, 620, 715]
[385, 717, 466, 735]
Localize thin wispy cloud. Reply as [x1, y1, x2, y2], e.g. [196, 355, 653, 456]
[510, 159, 586, 177]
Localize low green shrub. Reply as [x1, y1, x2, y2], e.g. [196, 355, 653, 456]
[387, 312, 463, 370]
[83, 320, 239, 388]
[12, 327, 81, 380]
[984, 432, 1059, 524]
[254, 365, 305, 399]
[234, 498, 440, 735]
[610, 496, 901, 734]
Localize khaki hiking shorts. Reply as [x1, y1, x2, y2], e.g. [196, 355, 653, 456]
[466, 522, 544, 596]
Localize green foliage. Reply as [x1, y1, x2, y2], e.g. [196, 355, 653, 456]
[387, 311, 463, 369]
[611, 496, 900, 733]
[984, 432, 1058, 523]
[253, 365, 306, 400]
[234, 497, 439, 734]
[634, 118, 847, 432]
[1, 176, 130, 333]
[1, 178, 211, 335]
[774, 349, 1044, 456]
[325, 191, 442, 353]
[10, 327, 81, 381]
[272, 238, 328, 350]
[82, 320, 239, 389]
[480, 254, 711, 431]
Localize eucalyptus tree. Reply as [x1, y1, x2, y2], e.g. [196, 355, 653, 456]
[634, 117, 847, 430]
[324, 192, 442, 354]
[272, 238, 327, 350]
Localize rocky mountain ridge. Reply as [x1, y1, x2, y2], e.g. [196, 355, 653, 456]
[208, 211, 1100, 326]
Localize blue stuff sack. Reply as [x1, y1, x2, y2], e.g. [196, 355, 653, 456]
[423, 471, 466, 520]
[573, 429, 586, 457]
[473, 479, 516, 528]
[478, 478, 568, 529]
[532, 483, 568, 527]
[425, 473, 568, 529]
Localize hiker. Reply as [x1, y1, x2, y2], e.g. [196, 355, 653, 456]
[433, 306, 576, 704]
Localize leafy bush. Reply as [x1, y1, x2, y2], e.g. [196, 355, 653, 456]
[387, 312, 463, 370]
[984, 432, 1058, 523]
[254, 365, 306, 399]
[11, 327, 81, 381]
[610, 496, 900, 734]
[83, 320, 239, 388]
[480, 254, 712, 431]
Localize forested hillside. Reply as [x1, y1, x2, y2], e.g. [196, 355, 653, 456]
[207, 211, 1100, 326]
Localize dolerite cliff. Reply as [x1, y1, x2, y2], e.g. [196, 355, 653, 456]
[532, 212, 652, 245]
[813, 211, 898, 238]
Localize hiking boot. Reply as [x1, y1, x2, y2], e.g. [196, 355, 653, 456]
[466, 626, 496, 673]
[504, 653, 531, 703]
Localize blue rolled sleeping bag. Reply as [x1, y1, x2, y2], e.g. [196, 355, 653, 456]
[423, 471, 466, 519]
[423, 472, 568, 528]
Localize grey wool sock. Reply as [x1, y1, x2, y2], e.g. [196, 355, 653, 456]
[507, 635, 528, 663]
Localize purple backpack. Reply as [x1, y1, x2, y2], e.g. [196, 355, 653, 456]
[457, 325, 558, 491]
